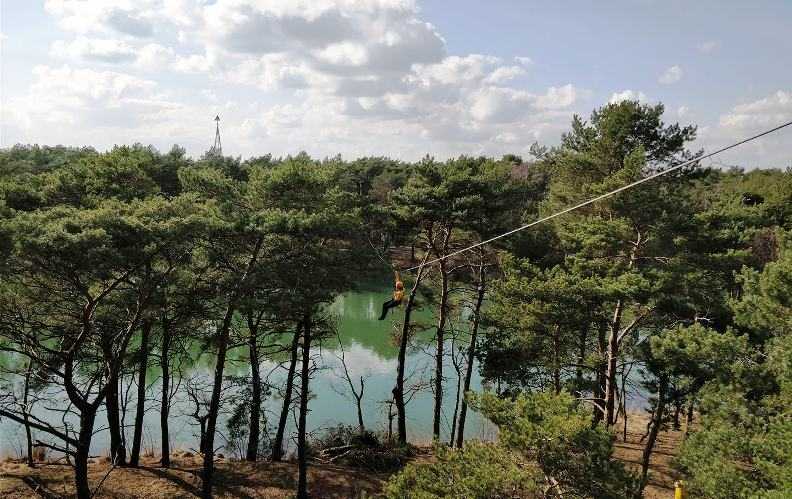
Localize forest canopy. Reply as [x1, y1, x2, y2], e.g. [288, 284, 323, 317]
[1, 101, 791, 499]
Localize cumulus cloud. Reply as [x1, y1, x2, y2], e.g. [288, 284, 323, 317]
[719, 90, 792, 130]
[51, 37, 137, 63]
[469, 87, 531, 122]
[483, 65, 526, 84]
[5, 65, 181, 138]
[688, 90, 792, 169]
[106, 9, 155, 37]
[133, 43, 176, 70]
[659, 65, 683, 84]
[408, 54, 498, 86]
[535, 84, 577, 109]
[200, 0, 446, 75]
[609, 89, 648, 104]
[27, 0, 588, 159]
[44, 0, 158, 36]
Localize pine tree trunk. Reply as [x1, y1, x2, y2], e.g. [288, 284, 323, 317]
[552, 324, 562, 394]
[449, 369, 462, 446]
[202, 237, 263, 498]
[201, 303, 235, 498]
[605, 299, 623, 426]
[575, 327, 588, 391]
[272, 323, 301, 461]
[130, 320, 152, 467]
[685, 399, 694, 436]
[394, 267, 425, 445]
[394, 300, 413, 445]
[594, 322, 607, 425]
[387, 401, 394, 442]
[622, 369, 629, 441]
[74, 409, 97, 499]
[606, 245, 638, 426]
[296, 314, 312, 499]
[106, 369, 127, 465]
[672, 399, 682, 430]
[432, 259, 449, 440]
[199, 419, 208, 455]
[23, 360, 35, 467]
[160, 315, 171, 468]
[456, 269, 485, 448]
[246, 312, 261, 462]
[640, 377, 667, 490]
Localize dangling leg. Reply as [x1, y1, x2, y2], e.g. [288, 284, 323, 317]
[379, 299, 397, 320]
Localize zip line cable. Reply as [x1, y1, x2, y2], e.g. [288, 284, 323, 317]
[403, 119, 792, 273]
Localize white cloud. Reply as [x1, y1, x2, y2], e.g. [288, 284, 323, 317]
[534, 84, 577, 109]
[677, 105, 690, 118]
[28, 1, 588, 160]
[226, 53, 324, 89]
[697, 40, 720, 54]
[51, 37, 137, 63]
[409, 54, 499, 86]
[469, 86, 531, 122]
[483, 65, 525, 84]
[609, 89, 648, 104]
[719, 90, 792, 130]
[134, 43, 176, 70]
[314, 41, 369, 67]
[688, 90, 792, 169]
[200, 0, 446, 75]
[5, 65, 179, 134]
[44, 0, 159, 36]
[659, 65, 683, 85]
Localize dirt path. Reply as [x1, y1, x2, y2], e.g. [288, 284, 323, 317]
[612, 414, 685, 498]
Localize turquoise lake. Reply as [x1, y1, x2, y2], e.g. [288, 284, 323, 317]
[0, 283, 496, 458]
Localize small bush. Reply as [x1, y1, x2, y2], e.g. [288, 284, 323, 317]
[384, 442, 537, 499]
[312, 425, 412, 472]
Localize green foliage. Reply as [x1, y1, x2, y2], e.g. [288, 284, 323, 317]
[1, 99, 790, 498]
[675, 243, 792, 498]
[384, 441, 536, 499]
[648, 324, 752, 384]
[472, 391, 639, 498]
[482, 255, 603, 392]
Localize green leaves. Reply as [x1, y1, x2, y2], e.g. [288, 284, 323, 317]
[470, 391, 639, 498]
[384, 441, 536, 499]
[675, 243, 792, 498]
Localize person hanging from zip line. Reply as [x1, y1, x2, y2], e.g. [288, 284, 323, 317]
[378, 270, 404, 320]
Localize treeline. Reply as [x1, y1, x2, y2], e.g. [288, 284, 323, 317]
[0, 101, 790, 499]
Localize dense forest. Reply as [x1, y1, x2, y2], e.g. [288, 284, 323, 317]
[1, 100, 790, 499]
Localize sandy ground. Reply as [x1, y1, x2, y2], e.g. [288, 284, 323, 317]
[612, 413, 685, 499]
[0, 452, 387, 498]
[0, 415, 683, 498]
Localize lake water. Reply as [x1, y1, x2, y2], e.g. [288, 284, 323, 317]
[0, 282, 496, 459]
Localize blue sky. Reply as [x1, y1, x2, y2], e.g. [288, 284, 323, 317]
[1, 0, 790, 167]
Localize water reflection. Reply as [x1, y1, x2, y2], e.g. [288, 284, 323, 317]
[0, 285, 494, 458]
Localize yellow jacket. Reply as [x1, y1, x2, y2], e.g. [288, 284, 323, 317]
[393, 271, 404, 302]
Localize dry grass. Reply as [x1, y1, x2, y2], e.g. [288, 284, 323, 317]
[0, 452, 386, 498]
[0, 416, 685, 498]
